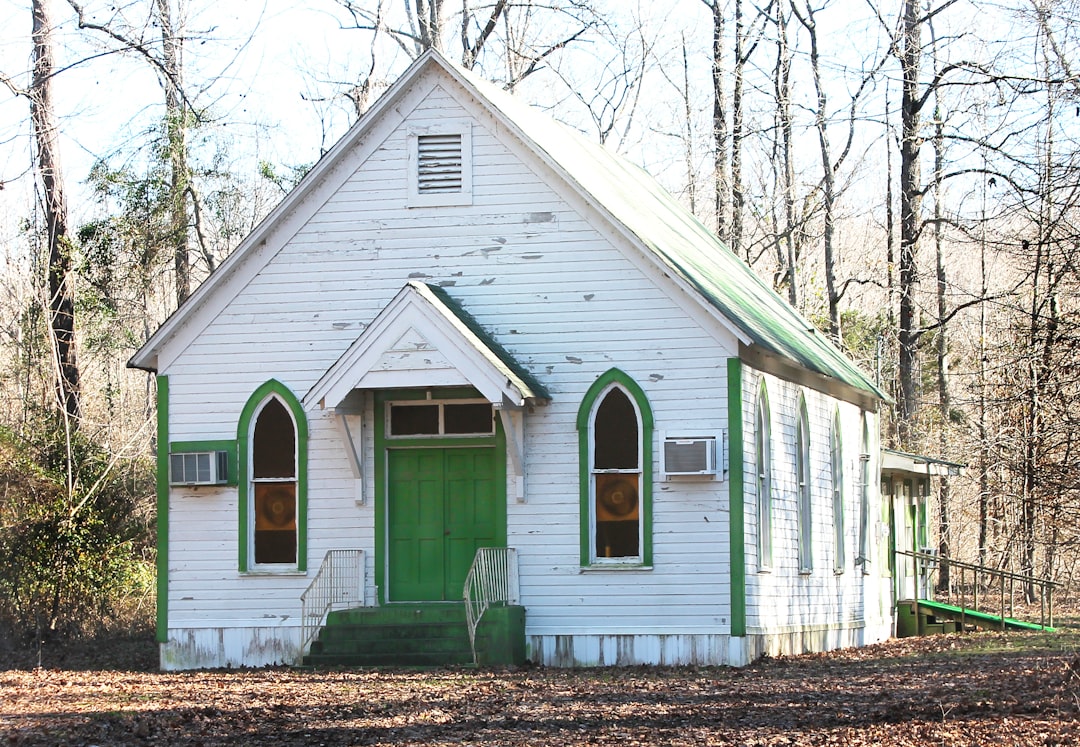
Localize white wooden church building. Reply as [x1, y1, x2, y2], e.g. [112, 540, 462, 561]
[131, 50, 896, 670]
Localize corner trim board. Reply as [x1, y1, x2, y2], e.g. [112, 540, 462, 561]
[155, 375, 169, 643]
[727, 358, 746, 637]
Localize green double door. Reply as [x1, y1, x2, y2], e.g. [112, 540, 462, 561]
[387, 447, 501, 601]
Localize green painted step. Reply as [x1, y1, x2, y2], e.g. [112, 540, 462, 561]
[326, 603, 468, 626]
[915, 599, 1055, 632]
[310, 632, 470, 656]
[302, 604, 526, 669]
[304, 604, 473, 668]
[316, 623, 469, 645]
[304, 650, 474, 668]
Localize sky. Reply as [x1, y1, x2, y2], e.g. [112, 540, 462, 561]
[0, 0, 1020, 258]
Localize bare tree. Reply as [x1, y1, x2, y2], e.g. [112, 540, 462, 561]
[701, 0, 729, 240]
[30, 0, 81, 427]
[331, 0, 598, 89]
[65, 0, 198, 306]
[770, 0, 798, 306]
[792, 0, 886, 343]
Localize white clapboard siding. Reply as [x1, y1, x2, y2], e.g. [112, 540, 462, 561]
[739, 365, 885, 640]
[160, 65, 756, 648]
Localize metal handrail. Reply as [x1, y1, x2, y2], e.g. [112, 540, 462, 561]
[300, 549, 365, 657]
[463, 547, 519, 665]
[897, 550, 1058, 630]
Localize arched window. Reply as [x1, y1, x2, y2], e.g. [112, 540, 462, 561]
[578, 369, 653, 567]
[252, 398, 297, 565]
[796, 395, 812, 573]
[238, 381, 308, 572]
[755, 382, 773, 570]
[856, 413, 873, 574]
[832, 409, 845, 573]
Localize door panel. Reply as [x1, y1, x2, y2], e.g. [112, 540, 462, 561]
[388, 447, 498, 601]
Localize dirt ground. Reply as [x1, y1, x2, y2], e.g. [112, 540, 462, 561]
[2, 630, 1079, 746]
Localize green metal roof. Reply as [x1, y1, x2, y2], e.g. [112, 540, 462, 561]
[414, 282, 552, 404]
[449, 58, 886, 402]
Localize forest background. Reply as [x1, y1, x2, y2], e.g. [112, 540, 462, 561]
[0, 0, 1076, 642]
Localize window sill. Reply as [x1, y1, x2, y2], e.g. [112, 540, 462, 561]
[239, 569, 308, 577]
[580, 565, 653, 573]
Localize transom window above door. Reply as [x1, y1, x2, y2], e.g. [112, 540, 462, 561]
[387, 401, 494, 437]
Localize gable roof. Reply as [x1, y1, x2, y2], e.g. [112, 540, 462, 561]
[441, 61, 885, 405]
[305, 282, 550, 410]
[130, 49, 884, 407]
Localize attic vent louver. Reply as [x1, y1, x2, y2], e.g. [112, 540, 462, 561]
[417, 133, 463, 193]
[407, 124, 472, 207]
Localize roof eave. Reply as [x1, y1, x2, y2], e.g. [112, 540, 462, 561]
[127, 52, 445, 374]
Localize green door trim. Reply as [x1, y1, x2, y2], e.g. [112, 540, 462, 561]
[374, 388, 507, 605]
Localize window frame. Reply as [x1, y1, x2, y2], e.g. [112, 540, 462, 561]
[796, 394, 813, 574]
[856, 414, 873, 574]
[237, 380, 308, 574]
[385, 398, 494, 438]
[755, 381, 773, 571]
[406, 122, 473, 208]
[577, 369, 653, 569]
[831, 409, 845, 574]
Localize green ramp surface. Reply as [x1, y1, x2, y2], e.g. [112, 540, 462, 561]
[917, 599, 1055, 632]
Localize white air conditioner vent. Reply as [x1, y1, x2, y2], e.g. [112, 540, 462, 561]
[662, 433, 721, 478]
[170, 450, 229, 486]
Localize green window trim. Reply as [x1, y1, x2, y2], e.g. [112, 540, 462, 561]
[237, 380, 308, 573]
[755, 380, 773, 571]
[576, 368, 654, 568]
[796, 394, 812, 574]
[169, 439, 239, 487]
[831, 409, 845, 574]
[856, 414, 873, 574]
[155, 375, 169, 643]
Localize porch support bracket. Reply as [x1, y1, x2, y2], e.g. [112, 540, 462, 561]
[496, 403, 526, 503]
[334, 409, 365, 505]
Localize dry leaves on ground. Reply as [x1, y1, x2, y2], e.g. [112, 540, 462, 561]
[1, 632, 1079, 745]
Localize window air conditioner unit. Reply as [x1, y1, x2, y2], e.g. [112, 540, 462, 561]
[662, 434, 720, 478]
[169, 451, 229, 486]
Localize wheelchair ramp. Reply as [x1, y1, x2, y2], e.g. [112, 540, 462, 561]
[899, 599, 1054, 636]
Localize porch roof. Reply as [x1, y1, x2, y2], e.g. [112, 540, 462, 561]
[303, 282, 550, 411]
[881, 448, 966, 478]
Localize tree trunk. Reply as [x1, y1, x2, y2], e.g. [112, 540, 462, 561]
[933, 88, 950, 591]
[31, 0, 80, 426]
[156, 0, 191, 307]
[804, 9, 840, 341]
[773, 0, 797, 307]
[897, 0, 922, 446]
[706, 1, 729, 242]
[731, 0, 747, 259]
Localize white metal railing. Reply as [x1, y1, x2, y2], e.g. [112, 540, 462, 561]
[300, 549, 365, 656]
[463, 547, 519, 665]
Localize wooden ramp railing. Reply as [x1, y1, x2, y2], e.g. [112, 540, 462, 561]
[896, 550, 1057, 631]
